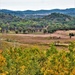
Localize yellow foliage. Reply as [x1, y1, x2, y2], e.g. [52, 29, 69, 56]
[0, 43, 75, 75]
[0, 54, 6, 67]
[71, 68, 75, 75]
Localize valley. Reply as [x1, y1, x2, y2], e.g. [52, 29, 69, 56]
[0, 8, 75, 75]
[0, 30, 75, 51]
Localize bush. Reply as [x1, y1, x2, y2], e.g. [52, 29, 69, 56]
[1, 43, 75, 75]
[15, 30, 18, 34]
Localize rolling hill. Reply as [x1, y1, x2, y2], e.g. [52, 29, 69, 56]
[0, 12, 75, 33]
[0, 8, 75, 18]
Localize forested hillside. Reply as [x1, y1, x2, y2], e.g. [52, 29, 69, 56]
[0, 8, 75, 18]
[0, 12, 75, 34]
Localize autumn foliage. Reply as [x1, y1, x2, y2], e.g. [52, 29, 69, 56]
[0, 43, 75, 75]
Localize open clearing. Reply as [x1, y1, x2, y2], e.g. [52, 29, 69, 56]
[0, 30, 75, 50]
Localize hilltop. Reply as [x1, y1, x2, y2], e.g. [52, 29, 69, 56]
[0, 8, 75, 18]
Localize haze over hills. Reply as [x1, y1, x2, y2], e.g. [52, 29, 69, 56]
[0, 8, 75, 18]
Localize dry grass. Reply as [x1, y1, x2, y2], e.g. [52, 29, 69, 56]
[0, 30, 75, 50]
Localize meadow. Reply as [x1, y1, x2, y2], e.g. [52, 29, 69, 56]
[0, 30, 75, 75]
[0, 30, 75, 51]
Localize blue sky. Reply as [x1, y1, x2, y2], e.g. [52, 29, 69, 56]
[0, 0, 75, 10]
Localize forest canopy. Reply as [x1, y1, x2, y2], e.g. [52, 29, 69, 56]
[0, 12, 75, 34]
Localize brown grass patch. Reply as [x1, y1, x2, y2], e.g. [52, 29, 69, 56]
[0, 30, 75, 50]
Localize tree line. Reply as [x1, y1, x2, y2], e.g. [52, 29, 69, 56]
[0, 13, 75, 34]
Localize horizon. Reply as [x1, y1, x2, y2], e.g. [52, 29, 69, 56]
[0, 0, 75, 11]
[0, 8, 75, 11]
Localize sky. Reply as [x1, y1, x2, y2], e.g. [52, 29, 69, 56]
[0, 0, 75, 10]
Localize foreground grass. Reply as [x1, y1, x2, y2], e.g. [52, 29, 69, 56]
[1, 33, 75, 51]
[0, 43, 75, 75]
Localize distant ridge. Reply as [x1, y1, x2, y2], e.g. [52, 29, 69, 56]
[0, 8, 75, 18]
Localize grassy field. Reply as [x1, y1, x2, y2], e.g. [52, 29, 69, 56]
[0, 30, 75, 51]
[0, 30, 75, 75]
